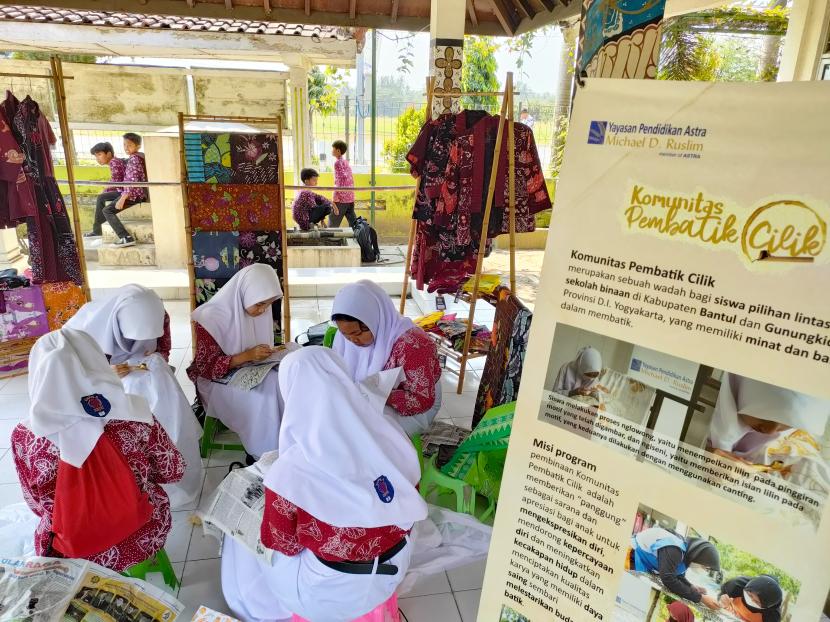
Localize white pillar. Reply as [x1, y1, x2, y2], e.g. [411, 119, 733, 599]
[145, 136, 187, 269]
[429, 0, 467, 117]
[288, 65, 312, 184]
[0, 228, 22, 269]
[778, 0, 830, 81]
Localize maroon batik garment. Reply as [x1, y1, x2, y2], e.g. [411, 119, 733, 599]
[0, 107, 36, 225]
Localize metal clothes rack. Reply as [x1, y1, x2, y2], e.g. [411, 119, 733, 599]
[401, 73, 517, 395]
[0, 56, 91, 378]
[177, 112, 292, 344]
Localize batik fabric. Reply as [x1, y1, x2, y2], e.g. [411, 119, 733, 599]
[41, 281, 85, 330]
[188, 184, 282, 232]
[230, 133, 279, 184]
[0, 286, 48, 342]
[192, 231, 240, 278]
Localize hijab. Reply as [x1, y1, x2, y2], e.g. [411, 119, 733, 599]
[65, 284, 165, 364]
[667, 601, 694, 622]
[264, 347, 427, 529]
[553, 346, 603, 394]
[191, 264, 282, 355]
[331, 280, 415, 382]
[684, 538, 720, 571]
[26, 328, 153, 468]
[709, 372, 830, 453]
[744, 575, 782, 611]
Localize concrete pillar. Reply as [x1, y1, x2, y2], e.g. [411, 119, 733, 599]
[778, 0, 830, 81]
[429, 0, 466, 116]
[0, 229, 22, 269]
[288, 65, 312, 184]
[144, 135, 187, 269]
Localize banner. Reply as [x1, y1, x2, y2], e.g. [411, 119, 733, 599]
[478, 80, 830, 622]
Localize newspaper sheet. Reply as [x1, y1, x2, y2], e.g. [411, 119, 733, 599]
[212, 345, 298, 391]
[196, 452, 278, 563]
[0, 557, 184, 622]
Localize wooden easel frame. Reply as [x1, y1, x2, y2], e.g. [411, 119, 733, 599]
[0, 56, 91, 378]
[400, 73, 517, 395]
[177, 113, 291, 346]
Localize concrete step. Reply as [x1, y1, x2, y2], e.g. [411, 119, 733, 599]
[121, 202, 153, 220]
[97, 243, 156, 267]
[102, 221, 154, 244]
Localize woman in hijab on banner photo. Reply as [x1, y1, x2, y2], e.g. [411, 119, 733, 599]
[221, 347, 427, 622]
[10, 328, 185, 571]
[66, 284, 203, 508]
[707, 372, 830, 494]
[331, 280, 442, 437]
[666, 601, 695, 622]
[719, 575, 784, 622]
[552, 346, 608, 405]
[187, 264, 288, 460]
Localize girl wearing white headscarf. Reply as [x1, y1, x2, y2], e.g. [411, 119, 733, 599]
[707, 373, 830, 490]
[221, 347, 427, 622]
[66, 284, 203, 507]
[187, 264, 285, 458]
[331, 280, 442, 436]
[11, 328, 184, 571]
[553, 346, 604, 398]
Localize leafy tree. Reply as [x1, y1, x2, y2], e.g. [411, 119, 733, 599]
[381, 105, 426, 172]
[461, 36, 500, 111]
[714, 36, 765, 82]
[658, 22, 720, 81]
[9, 51, 97, 63]
[716, 541, 800, 598]
[308, 66, 344, 117]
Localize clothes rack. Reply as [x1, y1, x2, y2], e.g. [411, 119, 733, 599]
[0, 56, 91, 379]
[177, 112, 292, 344]
[401, 73, 518, 395]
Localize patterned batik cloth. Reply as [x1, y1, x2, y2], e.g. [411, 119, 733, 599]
[239, 231, 282, 272]
[230, 134, 279, 184]
[188, 184, 282, 231]
[194, 278, 231, 307]
[41, 281, 86, 330]
[184, 133, 206, 183]
[0, 285, 49, 342]
[202, 133, 233, 184]
[473, 289, 532, 427]
[192, 231, 240, 278]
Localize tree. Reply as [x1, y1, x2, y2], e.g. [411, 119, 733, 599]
[461, 36, 500, 111]
[381, 105, 426, 173]
[308, 66, 344, 117]
[658, 21, 720, 81]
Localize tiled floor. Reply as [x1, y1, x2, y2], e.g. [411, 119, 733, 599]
[0, 294, 492, 621]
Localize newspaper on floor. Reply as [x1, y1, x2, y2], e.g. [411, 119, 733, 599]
[212, 345, 298, 391]
[0, 556, 184, 622]
[421, 421, 471, 457]
[196, 451, 278, 564]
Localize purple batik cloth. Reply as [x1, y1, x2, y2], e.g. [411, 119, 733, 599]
[0, 285, 48, 342]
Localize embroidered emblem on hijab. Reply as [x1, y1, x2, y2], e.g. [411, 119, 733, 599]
[80, 394, 111, 418]
[374, 475, 394, 503]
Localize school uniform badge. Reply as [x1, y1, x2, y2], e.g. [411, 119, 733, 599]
[374, 475, 394, 503]
[80, 394, 111, 418]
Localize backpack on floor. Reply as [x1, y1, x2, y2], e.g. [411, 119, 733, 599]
[48, 432, 154, 559]
[352, 216, 380, 263]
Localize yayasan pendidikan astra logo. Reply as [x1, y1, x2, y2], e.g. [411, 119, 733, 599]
[589, 120, 707, 157]
[621, 185, 828, 266]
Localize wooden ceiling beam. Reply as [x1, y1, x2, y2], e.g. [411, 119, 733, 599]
[489, 0, 520, 35]
[515, 0, 536, 17]
[349, 0, 357, 20]
[466, 0, 479, 25]
[186, 0, 194, 7]
[537, 0, 557, 11]
[263, 0, 271, 14]
[305, 0, 310, 15]
[390, 0, 399, 22]
[225, 0, 232, 9]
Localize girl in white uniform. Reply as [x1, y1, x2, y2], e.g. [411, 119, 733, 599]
[66, 284, 203, 508]
[187, 264, 284, 458]
[221, 347, 427, 622]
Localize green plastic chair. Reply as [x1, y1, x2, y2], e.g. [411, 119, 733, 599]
[419, 401, 515, 523]
[123, 548, 179, 590]
[200, 415, 244, 459]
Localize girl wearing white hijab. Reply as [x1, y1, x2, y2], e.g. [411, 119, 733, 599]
[707, 373, 830, 487]
[66, 284, 203, 507]
[331, 280, 442, 436]
[187, 264, 284, 458]
[553, 346, 604, 398]
[221, 347, 427, 622]
[11, 328, 185, 571]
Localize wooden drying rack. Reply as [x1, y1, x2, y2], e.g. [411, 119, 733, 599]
[177, 112, 292, 344]
[0, 57, 91, 378]
[401, 73, 517, 395]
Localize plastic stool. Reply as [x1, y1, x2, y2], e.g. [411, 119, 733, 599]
[419, 454, 478, 516]
[123, 548, 179, 590]
[200, 415, 245, 459]
[291, 593, 400, 622]
[323, 325, 338, 348]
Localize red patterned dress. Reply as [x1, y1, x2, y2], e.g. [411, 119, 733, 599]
[11, 418, 184, 571]
[384, 327, 441, 417]
[261, 488, 406, 561]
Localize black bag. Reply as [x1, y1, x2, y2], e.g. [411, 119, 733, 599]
[352, 216, 380, 263]
[295, 321, 332, 347]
